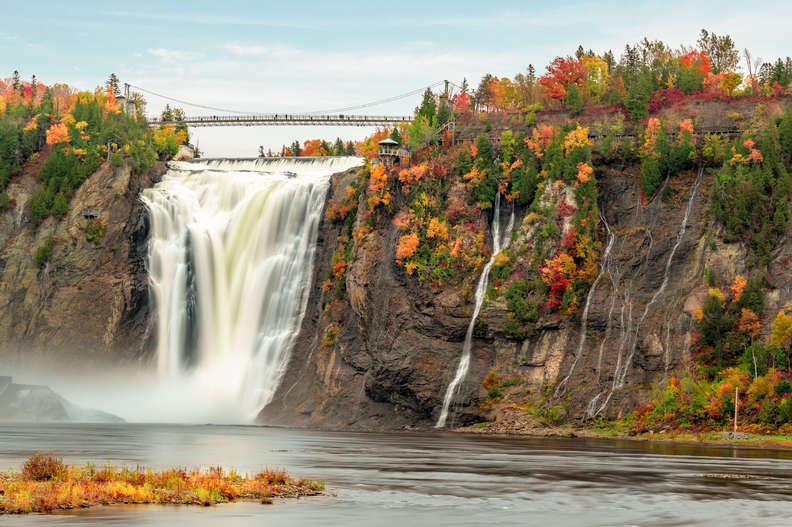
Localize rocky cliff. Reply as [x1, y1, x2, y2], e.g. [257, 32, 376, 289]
[0, 147, 166, 364]
[262, 100, 792, 431]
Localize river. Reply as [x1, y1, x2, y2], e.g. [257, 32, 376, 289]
[1, 424, 792, 526]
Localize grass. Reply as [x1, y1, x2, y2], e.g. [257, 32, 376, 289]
[0, 453, 324, 514]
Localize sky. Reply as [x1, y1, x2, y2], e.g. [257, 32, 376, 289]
[3, 0, 792, 157]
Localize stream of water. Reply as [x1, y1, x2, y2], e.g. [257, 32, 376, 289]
[436, 194, 515, 428]
[2, 423, 792, 526]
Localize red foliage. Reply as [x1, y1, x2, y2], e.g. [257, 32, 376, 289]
[538, 56, 587, 101]
[555, 201, 577, 217]
[649, 88, 685, 113]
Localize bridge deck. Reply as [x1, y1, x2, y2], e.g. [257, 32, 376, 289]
[148, 114, 413, 127]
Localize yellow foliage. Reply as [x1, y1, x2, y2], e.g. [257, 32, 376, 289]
[45, 122, 70, 145]
[426, 218, 449, 240]
[563, 125, 590, 155]
[770, 310, 792, 348]
[708, 287, 725, 306]
[576, 162, 593, 183]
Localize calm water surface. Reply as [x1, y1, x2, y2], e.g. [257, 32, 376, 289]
[1, 423, 791, 526]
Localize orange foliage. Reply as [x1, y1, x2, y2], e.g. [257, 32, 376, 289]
[737, 308, 761, 339]
[396, 233, 419, 261]
[729, 275, 747, 300]
[45, 122, 70, 145]
[576, 162, 593, 184]
[525, 125, 556, 158]
[680, 50, 712, 75]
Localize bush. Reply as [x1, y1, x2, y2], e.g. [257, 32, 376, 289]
[110, 151, 125, 167]
[780, 397, 792, 423]
[22, 452, 65, 481]
[0, 191, 9, 210]
[35, 237, 54, 268]
[759, 399, 780, 425]
[775, 381, 792, 396]
[85, 218, 107, 244]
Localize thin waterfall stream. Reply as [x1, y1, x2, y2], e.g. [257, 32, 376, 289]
[436, 194, 515, 428]
[141, 157, 363, 420]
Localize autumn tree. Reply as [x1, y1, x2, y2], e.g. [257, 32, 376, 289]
[538, 56, 587, 102]
[697, 29, 739, 74]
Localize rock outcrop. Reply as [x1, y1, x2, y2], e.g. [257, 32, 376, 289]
[0, 149, 165, 364]
[260, 160, 792, 431]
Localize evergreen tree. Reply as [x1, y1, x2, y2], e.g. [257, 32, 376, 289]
[12, 70, 20, 94]
[105, 73, 121, 97]
[436, 101, 451, 125]
[30, 75, 37, 99]
[415, 88, 436, 121]
[333, 138, 345, 155]
[290, 140, 302, 156]
[564, 84, 583, 116]
[460, 78, 469, 94]
[779, 104, 792, 160]
[345, 142, 356, 156]
[51, 193, 68, 217]
[160, 104, 174, 122]
[389, 127, 402, 146]
[625, 69, 652, 121]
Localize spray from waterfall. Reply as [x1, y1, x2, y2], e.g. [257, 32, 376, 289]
[141, 156, 363, 421]
[436, 194, 515, 428]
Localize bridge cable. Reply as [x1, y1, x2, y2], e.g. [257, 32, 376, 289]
[129, 81, 446, 117]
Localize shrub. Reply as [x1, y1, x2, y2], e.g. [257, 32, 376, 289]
[34, 237, 54, 268]
[85, 218, 107, 243]
[22, 452, 64, 481]
[110, 151, 125, 167]
[759, 399, 780, 425]
[0, 191, 9, 210]
[775, 381, 792, 396]
[780, 397, 792, 424]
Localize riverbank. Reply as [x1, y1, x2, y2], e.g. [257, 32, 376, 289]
[0, 453, 323, 514]
[455, 413, 792, 450]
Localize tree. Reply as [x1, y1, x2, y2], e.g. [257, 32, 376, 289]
[538, 56, 587, 102]
[105, 74, 121, 97]
[12, 70, 20, 93]
[697, 29, 739, 74]
[160, 104, 174, 122]
[415, 88, 436, 121]
[333, 137, 345, 156]
[625, 69, 652, 121]
[389, 127, 402, 146]
[564, 83, 583, 115]
[460, 77, 469, 94]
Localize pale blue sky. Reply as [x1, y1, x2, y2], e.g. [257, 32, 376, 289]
[3, 0, 791, 156]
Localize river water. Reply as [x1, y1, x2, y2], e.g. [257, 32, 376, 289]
[1, 424, 792, 526]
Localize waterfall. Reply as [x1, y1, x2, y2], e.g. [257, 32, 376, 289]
[590, 167, 703, 418]
[141, 156, 363, 420]
[554, 210, 615, 396]
[436, 194, 515, 428]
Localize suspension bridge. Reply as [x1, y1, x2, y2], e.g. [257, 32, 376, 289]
[128, 80, 459, 128]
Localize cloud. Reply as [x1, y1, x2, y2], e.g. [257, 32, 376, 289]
[147, 48, 201, 65]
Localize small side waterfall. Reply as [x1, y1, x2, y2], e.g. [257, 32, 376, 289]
[436, 194, 515, 428]
[589, 167, 703, 417]
[141, 156, 363, 420]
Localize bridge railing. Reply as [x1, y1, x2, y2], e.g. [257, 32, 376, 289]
[147, 114, 414, 127]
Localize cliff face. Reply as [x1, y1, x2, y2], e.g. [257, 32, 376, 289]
[261, 160, 792, 431]
[0, 149, 165, 364]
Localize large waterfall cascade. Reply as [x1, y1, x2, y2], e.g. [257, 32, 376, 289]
[141, 157, 363, 420]
[436, 194, 515, 428]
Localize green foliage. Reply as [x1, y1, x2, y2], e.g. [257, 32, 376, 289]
[406, 115, 437, 152]
[640, 157, 662, 197]
[415, 88, 437, 122]
[564, 83, 583, 116]
[34, 237, 54, 268]
[625, 70, 652, 121]
[0, 192, 9, 210]
[50, 193, 68, 217]
[85, 218, 107, 244]
[780, 104, 792, 161]
[775, 380, 792, 396]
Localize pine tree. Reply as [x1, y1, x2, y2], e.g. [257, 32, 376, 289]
[345, 142, 356, 156]
[415, 88, 436, 121]
[12, 70, 20, 94]
[333, 138, 345, 155]
[564, 84, 583, 116]
[461, 78, 469, 94]
[626, 69, 652, 121]
[106, 73, 121, 97]
[779, 104, 792, 160]
[389, 128, 402, 146]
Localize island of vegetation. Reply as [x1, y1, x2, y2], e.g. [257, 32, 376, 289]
[0, 453, 323, 514]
